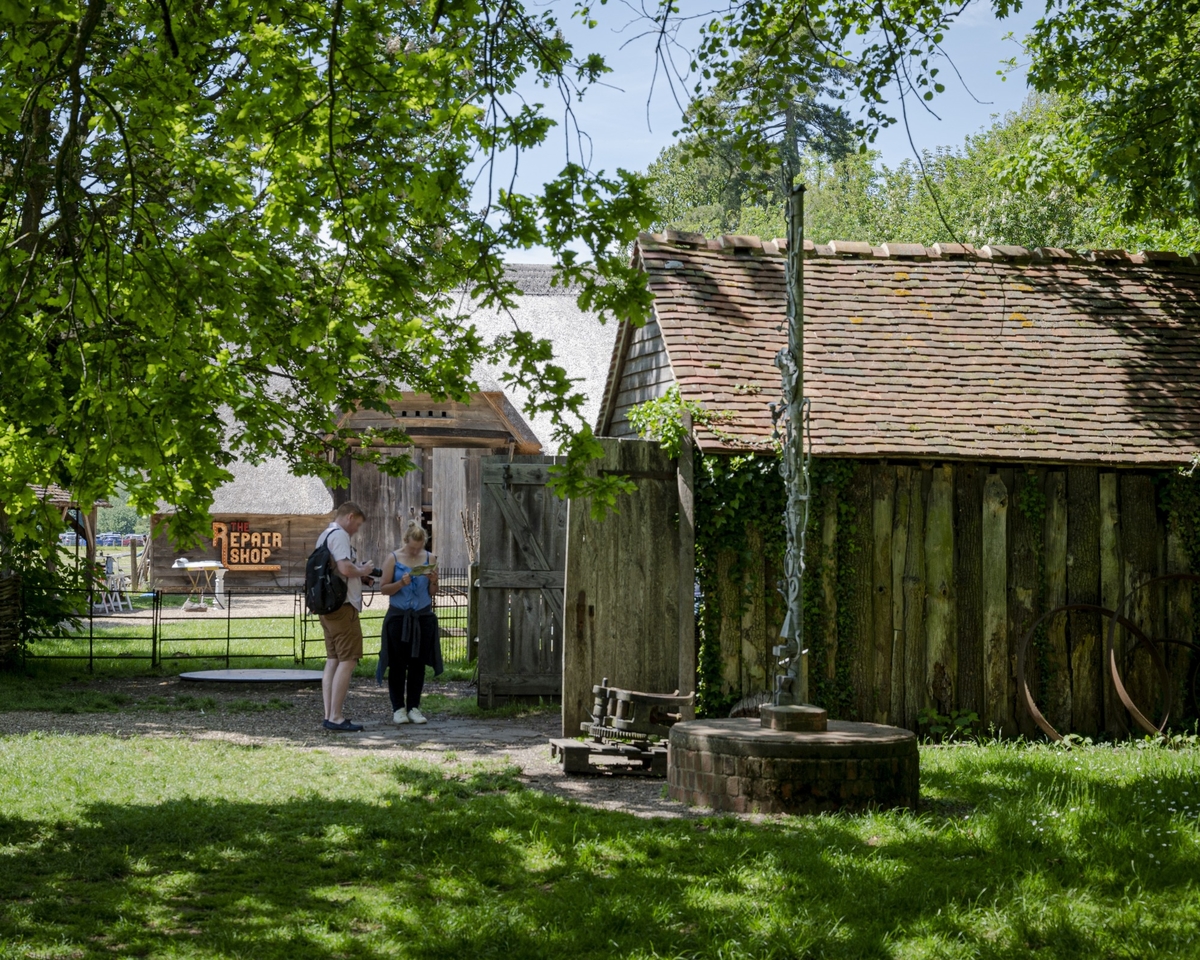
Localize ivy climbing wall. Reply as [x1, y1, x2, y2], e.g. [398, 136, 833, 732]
[696, 457, 1199, 735]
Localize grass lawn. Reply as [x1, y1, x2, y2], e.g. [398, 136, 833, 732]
[2, 734, 1199, 959]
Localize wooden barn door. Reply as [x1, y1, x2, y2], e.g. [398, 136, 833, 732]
[349, 447, 423, 575]
[477, 455, 567, 706]
[561, 437, 695, 736]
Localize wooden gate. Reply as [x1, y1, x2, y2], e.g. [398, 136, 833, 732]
[561, 437, 695, 736]
[477, 455, 567, 706]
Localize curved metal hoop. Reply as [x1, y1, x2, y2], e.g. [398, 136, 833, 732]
[1107, 574, 1200, 736]
[1017, 604, 1154, 741]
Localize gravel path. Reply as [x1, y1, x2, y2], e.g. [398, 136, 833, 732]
[0, 676, 706, 819]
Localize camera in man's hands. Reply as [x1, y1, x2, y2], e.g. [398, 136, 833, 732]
[370, 567, 383, 578]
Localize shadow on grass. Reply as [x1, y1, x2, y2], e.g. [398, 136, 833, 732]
[3, 756, 1199, 959]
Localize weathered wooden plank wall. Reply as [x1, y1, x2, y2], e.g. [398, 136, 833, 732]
[561, 438, 683, 736]
[707, 461, 1195, 735]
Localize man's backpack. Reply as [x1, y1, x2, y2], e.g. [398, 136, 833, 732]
[305, 534, 347, 615]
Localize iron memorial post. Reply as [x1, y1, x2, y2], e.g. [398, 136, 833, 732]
[773, 184, 810, 706]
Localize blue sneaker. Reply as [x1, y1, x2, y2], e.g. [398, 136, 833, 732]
[323, 719, 364, 732]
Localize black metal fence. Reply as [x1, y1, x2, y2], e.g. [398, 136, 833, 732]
[18, 569, 472, 671]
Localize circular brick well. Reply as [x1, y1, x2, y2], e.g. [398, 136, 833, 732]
[668, 713, 919, 815]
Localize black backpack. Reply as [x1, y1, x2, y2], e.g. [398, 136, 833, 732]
[305, 534, 347, 615]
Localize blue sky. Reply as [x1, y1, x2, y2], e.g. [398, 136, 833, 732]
[497, 1, 1042, 261]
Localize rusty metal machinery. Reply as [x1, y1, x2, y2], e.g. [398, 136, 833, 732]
[549, 678, 694, 775]
[1017, 574, 1200, 740]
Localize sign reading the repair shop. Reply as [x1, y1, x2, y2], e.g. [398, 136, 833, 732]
[211, 521, 282, 571]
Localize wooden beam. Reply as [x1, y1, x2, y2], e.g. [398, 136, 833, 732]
[1043, 471, 1071, 732]
[872, 464, 895, 723]
[1099, 472, 1122, 735]
[1067, 466, 1102, 736]
[902, 466, 928, 732]
[677, 409, 697, 720]
[847, 464, 875, 721]
[982, 472, 1009, 733]
[1010, 469, 1043, 737]
[1166, 530, 1193, 720]
[890, 465, 911, 725]
[954, 463, 986, 718]
[924, 464, 956, 715]
[820, 495, 839, 683]
[1120, 473, 1159, 725]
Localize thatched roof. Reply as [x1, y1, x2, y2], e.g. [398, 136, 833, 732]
[470, 263, 617, 452]
[208, 458, 334, 516]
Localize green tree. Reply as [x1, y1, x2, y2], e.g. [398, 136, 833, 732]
[650, 96, 1200, 250]
[0, 0, 656, 552]
[643, 0, 1200, 230]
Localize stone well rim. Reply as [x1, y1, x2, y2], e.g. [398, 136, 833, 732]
[669, 718, 917, 760]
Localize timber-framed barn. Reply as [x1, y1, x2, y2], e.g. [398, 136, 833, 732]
[152, 264, 614, 590]
[598, 232, 1200, 736]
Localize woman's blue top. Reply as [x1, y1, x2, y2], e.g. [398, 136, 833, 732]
[388, 550, 433, 612]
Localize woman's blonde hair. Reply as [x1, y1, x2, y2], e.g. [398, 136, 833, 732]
[402, 519, 427, 544]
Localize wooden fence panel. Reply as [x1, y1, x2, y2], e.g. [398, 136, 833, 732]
[562, 439, 683, 736]
[477, 455, 566, 707]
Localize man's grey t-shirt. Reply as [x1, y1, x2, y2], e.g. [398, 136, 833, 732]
[317, 522, 362, 612]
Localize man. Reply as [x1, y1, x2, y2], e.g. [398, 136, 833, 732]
[316, 501, 375, 731]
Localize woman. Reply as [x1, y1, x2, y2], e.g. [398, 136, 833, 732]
[376, 519, 443, 724]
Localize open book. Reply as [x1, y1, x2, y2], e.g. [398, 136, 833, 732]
[408, 562, 437, 577]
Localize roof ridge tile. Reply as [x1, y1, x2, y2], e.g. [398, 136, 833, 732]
[636, 232, 1197, 267]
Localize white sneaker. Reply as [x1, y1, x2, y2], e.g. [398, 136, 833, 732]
[393, 709, 410, 724]
[407, 708, 427, 725]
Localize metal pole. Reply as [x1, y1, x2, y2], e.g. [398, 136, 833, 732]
[773, 183, 809, 706]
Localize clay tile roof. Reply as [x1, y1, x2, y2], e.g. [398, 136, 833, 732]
[600, 233, 1200, 466]
[29, 485, 112, 509]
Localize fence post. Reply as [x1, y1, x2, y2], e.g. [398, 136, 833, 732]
[88, 587, 95, 673]
[467, 561, 479, 662]
[151, 590, 160, 667]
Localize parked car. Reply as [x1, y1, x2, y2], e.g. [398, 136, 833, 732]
[96, 533, 123, 546]
[58, 532, 82, 546]
[121, 534, 147, 546]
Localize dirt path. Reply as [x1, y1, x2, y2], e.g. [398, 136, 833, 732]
[0, 676, 705, 819]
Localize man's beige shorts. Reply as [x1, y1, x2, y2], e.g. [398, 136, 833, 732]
[319, 603, 363, 662]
